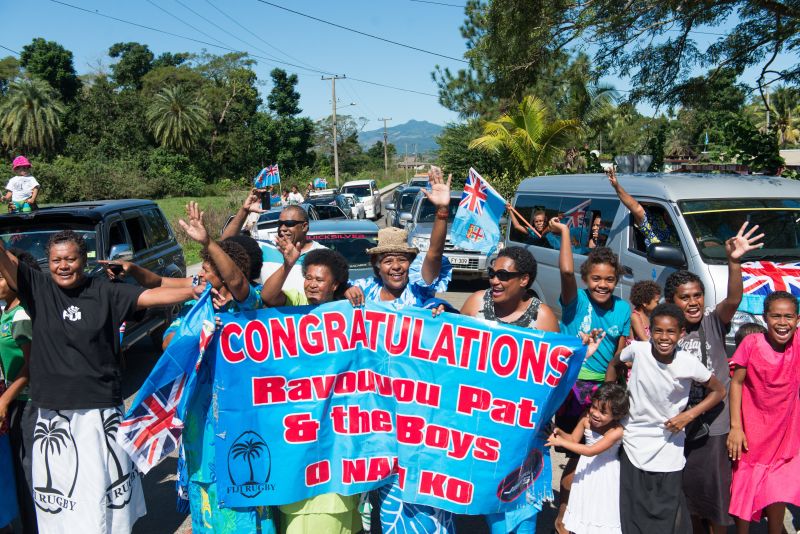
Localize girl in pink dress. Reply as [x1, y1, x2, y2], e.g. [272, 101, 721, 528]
[727, 290, 800, 532]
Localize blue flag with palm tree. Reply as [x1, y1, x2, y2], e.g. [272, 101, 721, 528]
[118, 287, 216, 474]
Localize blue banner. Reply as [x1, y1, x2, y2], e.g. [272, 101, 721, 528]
[210, 300, 585, 515]
[450, 168, 507, 255]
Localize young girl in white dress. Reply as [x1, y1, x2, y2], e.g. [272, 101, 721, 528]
[546, 383, 629, 534]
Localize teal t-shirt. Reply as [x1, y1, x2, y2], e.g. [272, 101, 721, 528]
[560, 289, 631, 381]
[0, 305, 32, 401]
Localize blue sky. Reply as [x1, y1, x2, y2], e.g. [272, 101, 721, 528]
[1, 1, 795, 130]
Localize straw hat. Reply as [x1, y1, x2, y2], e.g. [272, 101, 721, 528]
[366, 227, 419, 255]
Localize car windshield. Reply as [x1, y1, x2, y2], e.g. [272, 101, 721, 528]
[0, 228, 98, 267]
[679, 198, 800, 263]
[417, 197, 460, 223]
[315, 205, 346, 220]
[399, 192, 418, 211]
[309, 232, 378, 269]
[342, 185, 371, 198]
[410, 179, 428, 187]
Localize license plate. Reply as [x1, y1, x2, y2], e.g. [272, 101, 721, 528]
[449, 257, 471, 266]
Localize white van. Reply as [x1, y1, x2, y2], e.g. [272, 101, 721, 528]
[506, 173, 800, 350]
[341, 179, 381, 220]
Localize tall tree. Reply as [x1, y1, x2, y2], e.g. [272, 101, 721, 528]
[0, 56, 20, 95]
[19, 38, 81, 101]
[0, 78, 65, 154]
[108, 42, 154, 89]
[267, 68, 301, 117]
[469, 95, 582, 175]
[146, 85, 208, 153]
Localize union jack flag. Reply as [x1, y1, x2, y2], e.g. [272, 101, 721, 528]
[118, 290, 216, 474]
[741, 261, 800, 296]
[561, 199, 592, 228]
[459, 168, 489, 215]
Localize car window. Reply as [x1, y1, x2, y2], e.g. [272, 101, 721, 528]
[309, 232, 378, 269]
[316, 205, 346, 220]
[124, 216, 148, 253]
[342, 185, 371, 197]
[142, 208, 170, 247]
[629, 202, 680, 254]
[399, 192, 418, 211]
[509, 194, 563, 247]
[0, 225, 98, 265]
[107, 220, 128, 251]
[416, 197, 460, 223]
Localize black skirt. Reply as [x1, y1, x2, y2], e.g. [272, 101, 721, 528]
[682, 434, 734, 526]
[620, 447, 691, 534]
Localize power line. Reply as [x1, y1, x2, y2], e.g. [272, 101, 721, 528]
[200, 0, 320, 70]
[47, 0, 443, 99]
[252, 0, 468, 64]
[0, 44, 20, 56]
[409, 0, 465, 7]
[145, 0, 229, 49]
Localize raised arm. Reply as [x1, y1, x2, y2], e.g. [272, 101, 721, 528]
[549, 424, 623, 457]
[0, 239, 19, 291]
[607, 167, 645, 226]
[420, 166, 451, 284]
[717, 222, 764, 323]
[180, 201, 250, 303]
[220, 189, 265, 240]
[137, 285, 196, 309]
[260, 235, 301, 307]
[507, 206, 529, 235]
[549, 217, 576, 305]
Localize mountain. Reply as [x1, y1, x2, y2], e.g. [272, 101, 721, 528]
[358, 119, 443, 153]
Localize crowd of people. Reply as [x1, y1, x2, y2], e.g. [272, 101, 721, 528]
[0, 162, 798, 534]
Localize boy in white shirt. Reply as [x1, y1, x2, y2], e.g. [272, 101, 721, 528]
[5, 156, 39, 212]
[606, 303, 725, 533]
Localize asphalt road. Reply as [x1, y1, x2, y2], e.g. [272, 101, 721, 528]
[124, 188, 797, 533]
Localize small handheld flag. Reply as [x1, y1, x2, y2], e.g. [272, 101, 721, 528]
[451, 168, 507, 254]
[254, 164, 281, 188]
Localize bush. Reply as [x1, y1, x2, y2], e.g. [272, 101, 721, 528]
[36, 157, 156, 203]
[146, 149, 206, 197]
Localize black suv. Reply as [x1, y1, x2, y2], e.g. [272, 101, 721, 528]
[0, 200, 186, 350]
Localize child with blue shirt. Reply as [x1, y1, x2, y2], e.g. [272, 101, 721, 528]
[549, 216, 631, 534]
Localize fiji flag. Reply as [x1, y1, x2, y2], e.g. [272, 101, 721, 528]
[451, 167, 506, 254]
[117, 287, 216, 474]
[254, 164, 281, 188]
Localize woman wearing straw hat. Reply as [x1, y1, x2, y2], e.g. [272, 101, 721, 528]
[345, 165, 454, 533]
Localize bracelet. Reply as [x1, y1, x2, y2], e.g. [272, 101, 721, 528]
[436, 207, 449, 220]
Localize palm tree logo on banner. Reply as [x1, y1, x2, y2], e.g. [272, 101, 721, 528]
[103, 409, 138, 509]
[33, 413, 79, 514]
[228, 430, 272, 498]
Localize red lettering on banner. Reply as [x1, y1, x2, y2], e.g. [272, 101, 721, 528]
[357, 369, 375, 392]
[334, 371, 356, 395]
[305, 460, 330, 486]
[518, 339, 548, 384]
[490, 399, 517, 425]
[350, 309, 368, 350]
[364, 310, 388, 350]
[456, 385, 490, 415]
[490, 334, 519, 377]
[342, 456, 399, 484]
[245, 320, 270, 362]
[473, 437, 500, 462]
[392, 379, 415, 403]
[448, 430, 475, 460]
[283, 413, 319, 443]
[430, 323, 457, 366]
[298, 315, 324, 355]
[322, 312, 349, 352]
[331, 406, 394, 435]
[287, 378, 311, 402]
[456, 326, 481, 369]
[476, 331, 491, 372]
[252, 376, 286, 405]
[385, 315, 412, 355]
[312, 375, 335, 398]
[396, 414, 425, 445]
[395, 461, 407, 489]
[269, 316, 297, 358]
[419, 470, 473, 505]
[367, 457, 392, 482]
[220, 323, 245, 363]
[390, 379, 441, 407]
[376, 374, 392, 396]
[409, 318, 430, 360]
[455, 385, 539, 429]
[546, 345, 572, 387]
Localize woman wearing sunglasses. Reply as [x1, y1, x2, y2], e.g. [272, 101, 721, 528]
[460, 246, 559, 534]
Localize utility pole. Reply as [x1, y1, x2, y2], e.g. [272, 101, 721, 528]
[322, 75, 345, 187]
[378, 117, 392, 180]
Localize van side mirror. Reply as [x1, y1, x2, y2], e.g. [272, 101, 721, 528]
[647, 243, 685, 268]
[386, 203, 396, 211]
[399, 213, 413, 224]
[109, 244, 133, 261]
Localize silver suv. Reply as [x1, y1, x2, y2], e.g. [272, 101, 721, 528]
[403, 191, 492, 279]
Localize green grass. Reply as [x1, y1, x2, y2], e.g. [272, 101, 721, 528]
[157, 193, 245, 266]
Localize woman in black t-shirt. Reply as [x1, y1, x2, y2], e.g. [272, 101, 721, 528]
[0, 229, 199, 534]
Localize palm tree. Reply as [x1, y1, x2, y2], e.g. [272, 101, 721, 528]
[146, 85, 208, 153]
[33, 419, 70, 491]
[103, 410, 124, 480]
[770, 86, 800, 148]
[0, 77, 65, 154]
[231, 437, 267, 484]
[469, 95, 582, 175]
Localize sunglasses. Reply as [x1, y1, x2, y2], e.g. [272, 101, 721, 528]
[487, 268, 524, 282]
[278, 219, 305, 228]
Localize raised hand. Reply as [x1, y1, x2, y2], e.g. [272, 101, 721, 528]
[243, 188, 265, 214]
[345, 285, 365, 307]
[548, 216, 567, 233]
[422, 165, 452, 209]
[578, 328, 606, 359]
[98, 259, 132, 280]
[725, 221, 765, 262]
[178, 201, 210, 246]
[275, 234, 301, 267]
[606, 166, 618, 188]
